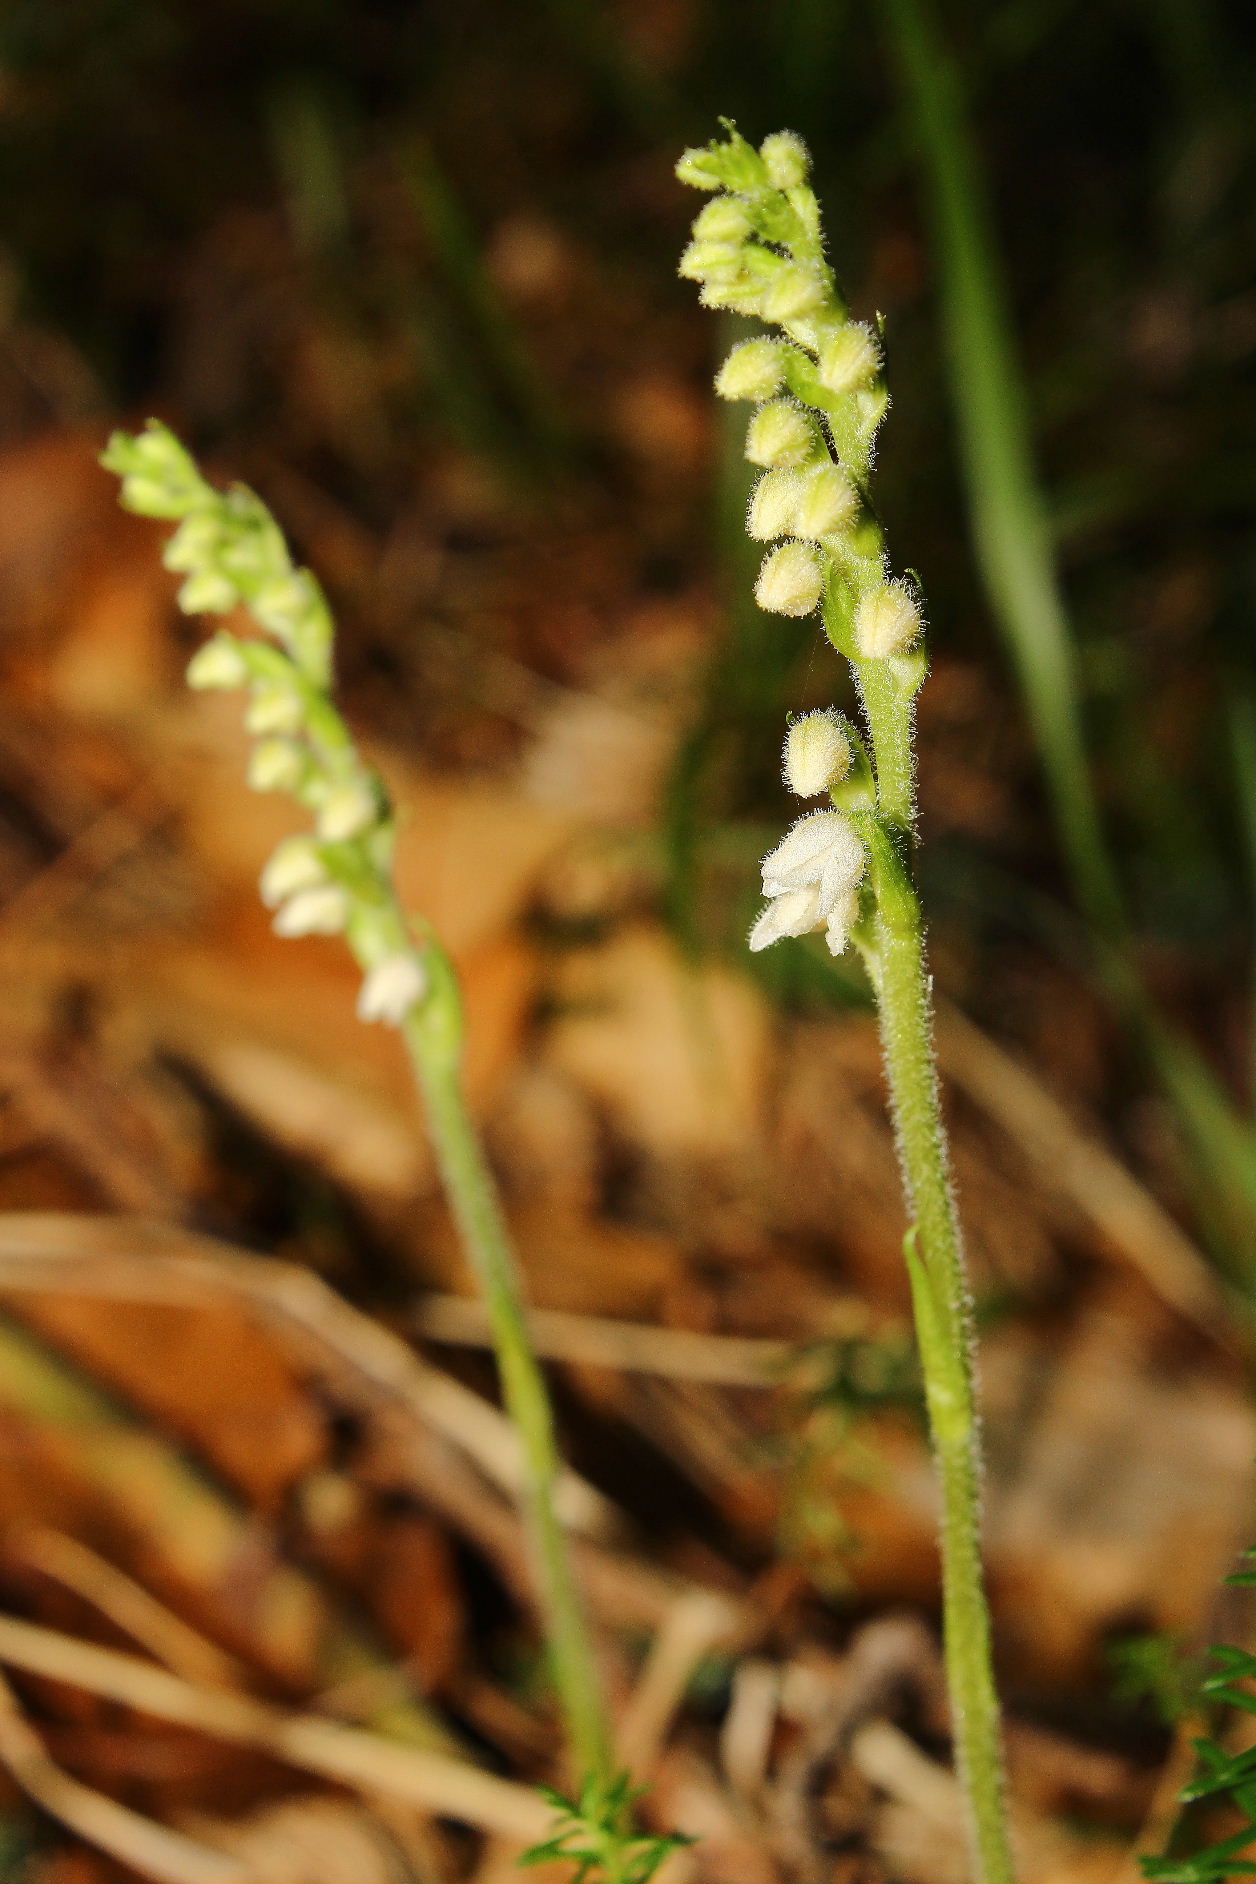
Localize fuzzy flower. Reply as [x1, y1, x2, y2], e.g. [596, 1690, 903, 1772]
[259, 835, 326, 908]
[245, 682, 304, 736]
[357, 953, 428, 1025]
[818, 323, 881, 395]
[715, 338, 788, 403]
[317, 777, 378, 842]
[754, 541, 824, 617]
[762, 266, 826, 323]
[745, 400, 817, 469]
[759, 131, 809, 191]
[749, 809, 865, 956]
[178, 569, 238, 615]
[692, 197, 753, 245]
[272, 885, 351, 938]
[247, 738, 307, 794]
[747, 469, 801, 541]
[782, 711, 851, 797]
[854, 580, 922, 658]
[186, 633, 249, 691]
[793, 464, 858, 540]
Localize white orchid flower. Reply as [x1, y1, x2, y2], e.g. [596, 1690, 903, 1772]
[357, 953, 428, 1026]
[749, 809, 866, 956]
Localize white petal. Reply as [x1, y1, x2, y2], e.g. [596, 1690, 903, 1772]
[816, 824, 866, 913]
[318, 777, 378, 842]
[259, 835, 325, 908]
[747, 884, 822, 952]
[760, 810, 852, 893]
[825, 887, 862, 956]
[357, 953, 428, 1024]
[272, 886, 350, 937]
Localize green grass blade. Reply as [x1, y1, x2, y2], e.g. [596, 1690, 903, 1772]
[882, 0, 1255, 1244]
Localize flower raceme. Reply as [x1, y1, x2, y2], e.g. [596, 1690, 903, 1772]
[677, 122, 932, 956]
[101, 421, 429, 1032]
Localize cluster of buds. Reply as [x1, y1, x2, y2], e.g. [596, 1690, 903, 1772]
[102, 422, 429, 1029]
[676, 124, 921, 643]
[677, 125, 930, 959]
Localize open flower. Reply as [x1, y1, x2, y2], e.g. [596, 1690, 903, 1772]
[749, 809, 866, 956]
[357, 952, 428, 1025]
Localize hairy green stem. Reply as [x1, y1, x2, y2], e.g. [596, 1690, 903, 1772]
[867, 828, 1015, 1884]
[674, 124, 1017, 1876]
[882, 0, 1255, 1246]
[402, 955, 613, 1799]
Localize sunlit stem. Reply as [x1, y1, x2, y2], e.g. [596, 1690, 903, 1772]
[401, 947, 614, 1799]
[863, 826, 1016, 1884]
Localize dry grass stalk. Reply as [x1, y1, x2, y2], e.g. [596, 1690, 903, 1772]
[0, 1663, 253, 1884]
[0, 1610, 554, 1841]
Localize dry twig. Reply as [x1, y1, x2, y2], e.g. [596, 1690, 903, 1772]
[0, 1662, 253, 1884]
[935, 1002, 1237, 1343]
[0, 1610, 554, 1841]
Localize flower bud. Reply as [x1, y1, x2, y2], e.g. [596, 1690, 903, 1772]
[317, 776, 377, 842]
[745, 400, 816, 469]
[246, 682, 305, 736]
[259, 835, 327, 907]
[760, 131, 809, 191]
[100, 422, 206, 516]
[747, 469, 800, 541]
[675, 147, 725, 190]
[783, 711, 852, 797]
[357, 953, 428, 1025]
[247, 738, 307, 794]
[762, 266, 826, 323]
[676, 132, 765, 193]
[793, 464, 858, 539]
[755, 542, 824, 617]
[186, 633, 249, 691]
[715, 338, 787, 403]
[253, 572, 310, 635]
[162, 512, 224, 575]
[116, 477, 189, 519]
[678, 238, 742, 282]
[692, 197, 753, 244]
[854, 580, 922, 659]
[178, 569, 239, 615]
[272, 885, 351, 938]
[818, 323, 880, 395]
[698, 277, 764, 317]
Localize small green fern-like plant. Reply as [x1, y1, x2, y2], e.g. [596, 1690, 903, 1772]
[523, 1776, 692, 1883]
[676, 121, 1016, 1884]
[1142, 1556, 1256, 1884]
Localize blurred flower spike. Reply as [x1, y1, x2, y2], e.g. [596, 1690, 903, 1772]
[101, 420, 429, 1032]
